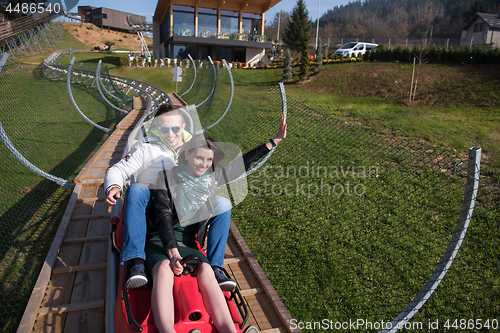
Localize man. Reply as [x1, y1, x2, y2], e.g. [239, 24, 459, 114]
[105, 104, 236, 291]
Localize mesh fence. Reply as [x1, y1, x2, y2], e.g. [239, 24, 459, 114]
[178, 60, 216, 109]
[183, 68, 500, 332]
[1, 53, 499, 332]
[0, 59, 132, 331]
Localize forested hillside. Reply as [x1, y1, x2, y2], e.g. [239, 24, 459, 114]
[320, 0, 499, 39]
[266, 0, 499, 43]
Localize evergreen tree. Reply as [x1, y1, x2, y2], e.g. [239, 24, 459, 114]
[462, 0, 488, 21]
[283, 0, 312, 54]
[283, 49, 293, 80]
[299, 31, 310, 80]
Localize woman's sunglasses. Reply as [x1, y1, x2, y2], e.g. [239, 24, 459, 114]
[158, 125, 183, 134]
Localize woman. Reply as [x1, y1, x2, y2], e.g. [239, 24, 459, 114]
[146, 114, 287, 333]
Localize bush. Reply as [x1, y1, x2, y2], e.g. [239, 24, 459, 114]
[283, 49, 292, 80]
[392, 46, 403, 62]
[118, 56, 128, 67]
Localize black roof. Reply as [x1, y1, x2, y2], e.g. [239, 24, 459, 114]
[463, 12, 500, 30]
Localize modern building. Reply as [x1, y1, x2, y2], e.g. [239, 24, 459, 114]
[461, 12, 500, 48]
[152, 0, 281, 64]
[78, 6, 146, 32]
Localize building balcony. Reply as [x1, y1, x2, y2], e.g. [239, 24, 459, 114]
[173, 25, 266, 42]
[165, 33, 272, 49]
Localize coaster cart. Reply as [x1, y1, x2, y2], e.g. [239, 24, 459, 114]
[107, 107, 258, 333]
[109, 195, 257, 333]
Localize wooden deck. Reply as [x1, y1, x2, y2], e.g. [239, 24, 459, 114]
[17, 97, 297, 333]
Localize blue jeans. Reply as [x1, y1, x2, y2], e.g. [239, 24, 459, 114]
[121, 183, 232, 268]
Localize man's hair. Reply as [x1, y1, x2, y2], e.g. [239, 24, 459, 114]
[178, 134, 225, 170]
[155, 103, 183, 119]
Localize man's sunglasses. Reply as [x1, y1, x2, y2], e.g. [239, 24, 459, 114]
[158, 125, 183, 134]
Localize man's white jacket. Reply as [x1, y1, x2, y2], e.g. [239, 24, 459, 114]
[104, 129, 192, 194]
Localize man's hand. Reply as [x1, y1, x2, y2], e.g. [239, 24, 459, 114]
[105, 187, 122, 206]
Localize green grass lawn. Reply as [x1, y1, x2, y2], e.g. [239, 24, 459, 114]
[233, 64, 500, 173]
[84, 60, 499, 173]
[5, 26, 499, 331]
[0, 61, 128, 332]
[193, 72, 499, 330]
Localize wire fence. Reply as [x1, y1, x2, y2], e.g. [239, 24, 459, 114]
[181, 68, 500, 332]
[320, 38, 462, 50]
[0, 58, 133, 331]
[0, 48, 499, 333]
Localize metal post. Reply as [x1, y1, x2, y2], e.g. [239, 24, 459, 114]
[277, 12, 280, 44]
[315, 0, 321, 53]
[29, 28, 42, 53]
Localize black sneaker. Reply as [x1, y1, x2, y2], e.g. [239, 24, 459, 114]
[126, 263, 148, 289]
[212, 266, 236, 291]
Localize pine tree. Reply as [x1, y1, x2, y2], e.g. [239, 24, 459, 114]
[283, 0, 312, 54]
[283, 49, 293, 80]
[299, 31, 310, 80]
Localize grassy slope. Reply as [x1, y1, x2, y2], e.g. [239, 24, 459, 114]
[10, 25, 499, 330]
[54, 27, 499, 175]
[234, 64, 500, 173]
[1, 30, 130, 330]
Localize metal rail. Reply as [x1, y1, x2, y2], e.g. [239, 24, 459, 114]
[202, 59, 234, 132]
[196, 56, 217, 108]
[67, 57, 113, 134]
[96, 60, 129, 114]
[379, 147, 482, 332]
[179, 54, 196, 97]
[0, 53, 74, 188]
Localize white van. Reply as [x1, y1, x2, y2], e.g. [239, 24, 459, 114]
[334, 42, 378, 58]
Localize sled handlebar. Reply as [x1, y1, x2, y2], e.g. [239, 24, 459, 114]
[176, 254, 202, 277]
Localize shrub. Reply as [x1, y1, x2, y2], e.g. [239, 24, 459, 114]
[401, 47, 412, 63]
[282, 49, 293, 80]
[428, 45, 438, 63]
[392, 46, 403, 62]
[299, 31, 310, 80]
[118, 56, 128, 67]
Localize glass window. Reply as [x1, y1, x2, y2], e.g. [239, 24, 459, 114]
[241, 18, 252, 34]
[473, 22, 486, 33]
[220, 16, 238, 35]
[201, 46, 210, 59]
[198, 13, 217, 37]
[160, 6, 171, 44]
[173, 44, 198, 59]
[186, 45, 199, 59]
[216, 47, 235, 61]
[221, 10, 238, 17]
[173, 5, 194, 12]
[242, 12, 261, 19]
[173, 9, 194, 36]
[198, 7, 217, 14]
